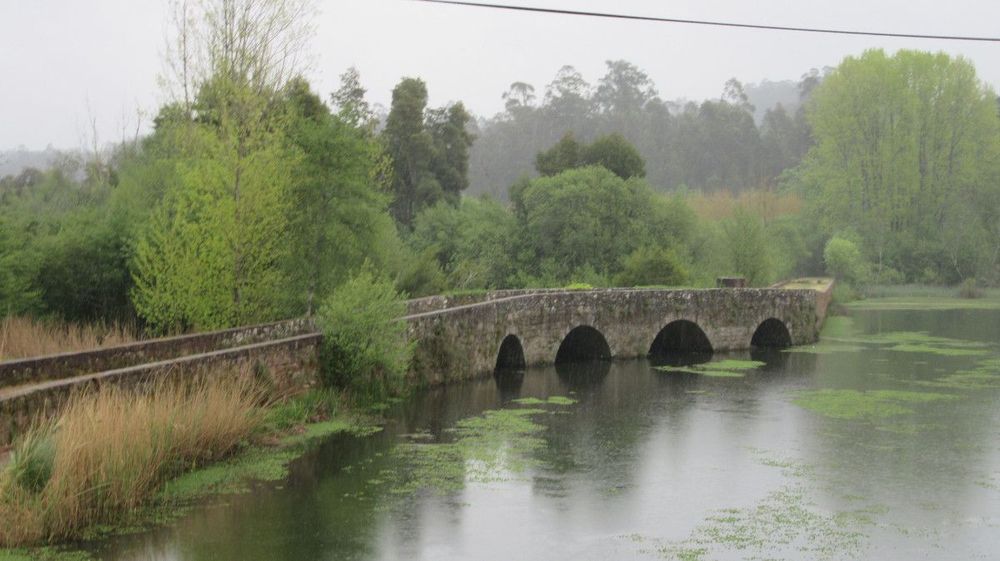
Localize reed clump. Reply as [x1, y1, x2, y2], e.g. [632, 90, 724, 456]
[0, 315, 138, 361]
[0, 375, 264, 546]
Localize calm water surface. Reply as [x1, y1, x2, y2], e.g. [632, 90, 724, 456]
[95, 307, 1000, 560]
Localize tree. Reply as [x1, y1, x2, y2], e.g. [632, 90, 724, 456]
[511, 167, 693, 282]
[330, 66, 375, 129]
[801, 49, 1000, 282]
[427, 102, 474, 203]
[581, 133, 645, 179]
[535, 133, 644, 179]
[283, 78, 394, 315]
[535, 132, 582, 176]
[383, 78, 436, 227]
[721, 207, 771, 286]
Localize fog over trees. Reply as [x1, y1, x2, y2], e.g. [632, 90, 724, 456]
[2, 0, 999, 334]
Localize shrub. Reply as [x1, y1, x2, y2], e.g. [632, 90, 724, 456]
[959, 278, 984, 299]
[316, 268, 413, 402]
[823, 236, 867, 286]
[615, 246, 688, 287]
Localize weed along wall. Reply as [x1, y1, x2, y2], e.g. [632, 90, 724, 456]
[0, 326, 322, 446]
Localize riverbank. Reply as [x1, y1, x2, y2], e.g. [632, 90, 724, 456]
[0, 382, 379, 561]
[847, 285, 1000, 310]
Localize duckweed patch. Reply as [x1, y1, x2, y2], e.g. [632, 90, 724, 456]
[655, 485, 874, 561]
[379, 407, 559, 496]
[656, 359, 765, 378]
[511, 396, 577, 406]
[793, 389, 957, 420]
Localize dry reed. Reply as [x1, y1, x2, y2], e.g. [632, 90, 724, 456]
[0, 315, 138, 362]
[0, 375, 264, 546]
[686, 189, 804, 222]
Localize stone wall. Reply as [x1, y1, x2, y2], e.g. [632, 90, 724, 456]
[406, 288, 821, 385]
[0, 333, 321, 446]
[0, 319, 312, 391]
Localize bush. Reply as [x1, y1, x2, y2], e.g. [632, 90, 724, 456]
[959, 278, 984, 299]
[615, 246, 688, 287]
[823, 236, 867, 286]
[316, 269, 413, 402]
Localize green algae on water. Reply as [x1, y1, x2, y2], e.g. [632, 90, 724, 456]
[793, 389, 957, 420]
[512, 396, 577, 406]
[0, 547, 94, 561]
[655, 359, 764, 378]
[382, 407, 554, 496]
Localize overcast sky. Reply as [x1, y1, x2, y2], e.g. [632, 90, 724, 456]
[2, 0, 999, 151]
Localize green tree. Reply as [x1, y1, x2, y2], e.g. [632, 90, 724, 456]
[316, 267, 412, 402]
[581, 133, 645, 179]
[801, 49, 1000, 282]
[511, 166, 693, 283]
[721, 207, 771, 286]
[823, 236, 867, 286]
[535, 132, 582, 176]
[383, 78, 436, 227]
[615, 246, 688, 287]
[282, 78, 395, 314]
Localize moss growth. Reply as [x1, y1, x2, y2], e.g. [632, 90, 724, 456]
[656, 359, 764, 378]
[793, 389, 957, 420]
[511, 396, 577, 406]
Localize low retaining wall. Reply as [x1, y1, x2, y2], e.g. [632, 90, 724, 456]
[0, 333, 321, 446]
[0, 319, 312, 391]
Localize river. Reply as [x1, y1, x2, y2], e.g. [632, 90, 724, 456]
[94, 306, 1000, 560]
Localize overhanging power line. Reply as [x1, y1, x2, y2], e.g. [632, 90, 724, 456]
[411, 0, 1000, 43]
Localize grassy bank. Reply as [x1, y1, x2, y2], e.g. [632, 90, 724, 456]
[847, 285, 1000, 310]
[0, 376, 374, 553]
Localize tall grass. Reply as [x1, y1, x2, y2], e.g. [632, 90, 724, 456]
[0, 315, 138, 361]
[685, 189, 803, 222]
[0, 376, 264, 546]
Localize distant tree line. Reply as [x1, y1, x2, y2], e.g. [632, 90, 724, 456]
[468, 61, 817, 200]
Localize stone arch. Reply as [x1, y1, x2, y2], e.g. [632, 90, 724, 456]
[555, 325, 612, 364]
[648, 320, 714, 359]
[494, 334, 526, 372]
[750, 318, 792, 348]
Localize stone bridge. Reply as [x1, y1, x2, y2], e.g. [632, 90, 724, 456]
[404, 286, 830, 385]
[0, 283, 831, 445]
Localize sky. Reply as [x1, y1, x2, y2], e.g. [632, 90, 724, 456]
[2, 0, 1000, 151]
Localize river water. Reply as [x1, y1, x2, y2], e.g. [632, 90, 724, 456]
[96, 307, 1000, 561]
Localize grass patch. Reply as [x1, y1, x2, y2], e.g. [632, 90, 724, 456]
[793, 389, 957, 421]
[847, 296, 1000, 311]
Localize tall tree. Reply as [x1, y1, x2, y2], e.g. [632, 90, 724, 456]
[383, 78, 436, 228]
[801, 49, 1000, 281]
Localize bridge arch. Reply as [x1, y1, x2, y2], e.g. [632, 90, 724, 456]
[495, 334, 527, 371]
[750, 318, 792, 348]
[648, 320, 714, 359]
[555, 325, 612, 364]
